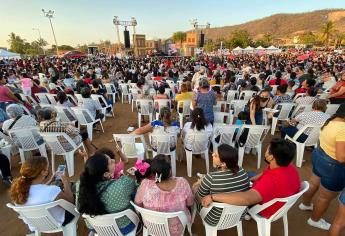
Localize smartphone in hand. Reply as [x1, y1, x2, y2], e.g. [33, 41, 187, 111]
[55, 165, 66, 180]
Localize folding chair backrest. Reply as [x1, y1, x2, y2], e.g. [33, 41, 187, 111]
[249, 181, 309, 222]
[325, 104, 340, 116]
[239, 125, 269, 148]
[131, 202, 189, 236]
[213, 101, 228, 112]
[226, 90, 239, 103]
[55, 106, 77, 123]
[6, 199, 78, 232]
[185, 131, 209, 153]
[214, 112, 232, 124]
[291, 104, 312, 118]
[293, 124, 322, 146]
[71, 107, 94, 124]
[230, 100, 247, 116]
[150, 133, 176, 154]
[177, 100, 192, 116]
[9, 127, 41, 150]
[155, 99, 171, 111]
[35, 93, 50, 104]
[275, 103, 295, 119]
[113, 134, 138, 156]
[91, 94, 108, 108]
[83, 209, 139, 236]
[46, 94, 57, 105]
[200, 203, 247, 230]
[213, 125, 240, 146]
[40, 132, 77, 155]
[240, 91, 257, 101]
[137, 99, 153, 115]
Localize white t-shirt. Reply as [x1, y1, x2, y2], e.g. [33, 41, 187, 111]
[21, 184, 64, 231]
[182, 122, 213, 150]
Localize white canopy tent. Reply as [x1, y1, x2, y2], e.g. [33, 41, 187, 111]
[255, 46, 265, 50]
[232, 46, 243, 55]
[266, 46, 281, 54]
[243, 46, 255, 54]
[0, 49, 21, 59]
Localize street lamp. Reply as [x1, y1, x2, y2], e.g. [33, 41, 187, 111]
[32, 28, 45, 54]
[42, 9, 59, 55]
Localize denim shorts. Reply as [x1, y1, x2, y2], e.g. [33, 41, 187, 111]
[339, 189, 345, 205]
[312, 147, 345, 192]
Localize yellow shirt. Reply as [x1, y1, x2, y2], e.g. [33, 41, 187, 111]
[319, 121, 345, 160]
[175, 92, 193, 102]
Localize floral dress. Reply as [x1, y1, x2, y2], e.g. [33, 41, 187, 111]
[134, 177, 194, 236]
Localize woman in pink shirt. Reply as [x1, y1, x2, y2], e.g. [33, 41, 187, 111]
[21, 73, 33, 96]
[135, 154, 193, 236]
[0, 74, 23, 111]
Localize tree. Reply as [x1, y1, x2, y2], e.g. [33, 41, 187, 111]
[227, 30, 253, 48]
[298, 32, 317, 45]
[204, 39, 216, 53]
[322, 20, 335, 46]
[334, 30, 345, 47]
[77, 44, 88, 53]
[172, 31, 186, 46]
[7, 32, 27, 54]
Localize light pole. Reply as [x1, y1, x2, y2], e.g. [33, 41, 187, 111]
[32, 28, 45, 55]
[42, 9, 59, 55]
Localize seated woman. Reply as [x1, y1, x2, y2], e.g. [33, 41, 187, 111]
[56, 91, 75, 108]
[135, 154, 194, 236]
[182, 108, 213, 149]
[131, 107, 179, 152]
[273, 84, 292, 104]
[154, 86, 169, 100]
[193, 144, 250, 226]
[78, 87, 104, 121]
[10, 156, 74, 231]
[2, 104, 37, 135]
[77, 153, 137, 235]
[294, 87, 318, 105]
[38, 107, 96, 155]
[327, 73, 345, 104]
[281, 99, 330, 142]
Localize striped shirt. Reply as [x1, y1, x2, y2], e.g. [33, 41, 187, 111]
[196, 168, 250, 226]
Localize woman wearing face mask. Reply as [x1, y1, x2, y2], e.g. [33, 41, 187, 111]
[193, 144, 250, 226]
[10, 156, 74, 232]
[245, 88, 274, 125]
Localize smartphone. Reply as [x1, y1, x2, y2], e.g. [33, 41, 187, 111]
[55, 165, 66, 180]
[127, 167, 137, 176]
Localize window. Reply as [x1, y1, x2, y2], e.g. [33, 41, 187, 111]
[188, 38, 191, 43]
[192, 38, 195, 43]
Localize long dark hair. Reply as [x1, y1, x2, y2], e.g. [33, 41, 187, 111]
[321, 113, 345, 130]
[78, 153, 109, 216]
[191, 107, 208, 130]
[275, 71, 282, 85]
[56, 91, 68, 104]
[217, 144, 239, 174]
[250, 88, 270, 109]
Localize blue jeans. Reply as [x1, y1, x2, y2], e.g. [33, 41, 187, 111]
[281, 126, 308, 143]
[312, 147, 345, 192]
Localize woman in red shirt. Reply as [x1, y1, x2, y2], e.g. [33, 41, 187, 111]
[268, 71, 287, 86]
[328, 73, 345, 104]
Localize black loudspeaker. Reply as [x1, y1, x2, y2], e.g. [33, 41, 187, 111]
[199, 33, 205, 47]
[124, 30, 130, 49]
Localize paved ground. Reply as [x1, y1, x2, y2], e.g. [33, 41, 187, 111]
[0, 102, 341, 236]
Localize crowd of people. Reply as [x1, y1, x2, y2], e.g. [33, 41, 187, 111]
[0, 49, 344, 236]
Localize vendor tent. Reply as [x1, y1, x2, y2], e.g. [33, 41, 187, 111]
[243, 46, 255, 53]
[232, 46, 243, 55]
[0, 49, 21, 59]
[266, 46, 281, 54]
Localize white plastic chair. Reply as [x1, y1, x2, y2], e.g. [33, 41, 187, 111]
[149, 133, 178, 177]
[293, 93, 306, 102]
[271, 103, 295, 135]
[154, 99, 171, 120]
[40, 132, 85, 177]
[199, 203, 247, 236]
[75, 93, 83, 103]
[82, 209, 139, 236]
[119, 83, 131, 104]
[131, 202, 192, 236]
[91, 94, 114, 119]
[9, 127, 47, 164]
[177, 100, 192, 129]
[213, 101, 228, 112]
[325, 104, 340, 116]
[104, 83, 118, 104]
[290, 104, 312, 118]
[184, 131, 210, 177]
[35, 93, 50, 104]
[248, 181, 309, 236]
[226, 90, 239, 104]
[113, 134, 146, 160]
[229, 100, 247, 117]
[129, 88, 140, 112]
[20, 93, 38, 106]
[285, 124, 322, 168]
[240, 91, 257, 101]
[71, 107, 104, 141]
[66, 94, 78, 106]
[7, 199, 79, 236]
[46, 94, 58, 105]
[214, 111, 234, 125]
[212, 124, 240, 150]
[136, 99, 154, 128]
[237, 125, 269, 169]
[54, 106, 78, 124]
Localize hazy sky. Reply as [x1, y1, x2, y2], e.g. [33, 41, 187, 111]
[1, 0, 344, 48]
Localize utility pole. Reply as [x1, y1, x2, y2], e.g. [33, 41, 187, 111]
[42, 9, 59, 55]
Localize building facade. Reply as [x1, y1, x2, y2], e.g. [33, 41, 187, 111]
[133, 34, 146, 57]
